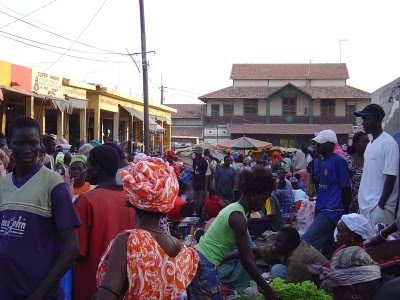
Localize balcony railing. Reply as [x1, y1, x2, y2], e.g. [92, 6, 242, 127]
[204, 115, 357, 125]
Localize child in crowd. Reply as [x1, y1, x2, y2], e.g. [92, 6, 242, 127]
[290, 177, 308, 212]
[273, 180, 294, 214]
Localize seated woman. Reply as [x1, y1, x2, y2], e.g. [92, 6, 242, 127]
[96, 157, 200, 300]
[326, 213, 374, 268]
[310, 246, 400, 300]
[334, 214, 374, 253]
[187, 167, 278, 300]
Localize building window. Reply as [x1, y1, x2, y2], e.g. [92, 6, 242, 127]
[223, 103, 233, 116]
[243, 99, 258, 115]
[211, 104, 220, 116]
[345, 104, 356, 125]
[282, 95, 297, 115]
[321, 99, 335, 116]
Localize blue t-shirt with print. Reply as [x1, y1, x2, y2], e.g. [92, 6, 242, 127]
[316, 153, 350, 224]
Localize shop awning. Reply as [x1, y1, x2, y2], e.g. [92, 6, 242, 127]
[120, 105, 146, 122]
[150, 123, 166, 134]
[0, 85, 44, 99]
[65, 97, 89, 109]
[120, 105, 166, 134]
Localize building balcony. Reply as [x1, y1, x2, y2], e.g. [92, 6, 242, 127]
[204, 114, 357, 125]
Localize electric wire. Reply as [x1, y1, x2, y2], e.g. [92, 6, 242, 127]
[0, 0, 57, 30]
[0, 32, 130, 63]
[0, 9, 128, 55]
[44, 0, 109, 71]
[0, 30, 133, 55]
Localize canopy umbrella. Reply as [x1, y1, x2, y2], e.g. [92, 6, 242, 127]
[193, 141, 217, 150]
[217, 136, 272, 150]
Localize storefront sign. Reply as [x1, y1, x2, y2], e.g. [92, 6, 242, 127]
[32, 70, 62, 97]
[62, 86, 87, 100]
[100, 95, 118, 112]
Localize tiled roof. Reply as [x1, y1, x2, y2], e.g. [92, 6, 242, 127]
[230, 63, 349, 80]
[171, 126, 203, 138]
[228, 123, 353, 135]
[165, 104, 205, 119]
[199, 85, 371, 100]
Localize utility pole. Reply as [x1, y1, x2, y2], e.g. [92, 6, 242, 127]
[139, 0, 149, 155]
[160, 74, 165, 104]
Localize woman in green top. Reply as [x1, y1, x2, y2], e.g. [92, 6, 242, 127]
[187, 167, 278, 300]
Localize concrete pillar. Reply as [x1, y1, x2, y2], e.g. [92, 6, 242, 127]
[94, 106, 101, 141]
[126, 115, 132, 141]
[80, 109, 87, 143]
[25, 96, 34, 118]
[113, 112, 119, 142]
[57, 110, 64, 139]
[1, 101, 6, 134]
[34, 106, 45, 135]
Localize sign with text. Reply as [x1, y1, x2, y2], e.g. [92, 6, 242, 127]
[100, 95, 118, 112]
[62, 86, 87, 100]
[32, 70, 62, 97]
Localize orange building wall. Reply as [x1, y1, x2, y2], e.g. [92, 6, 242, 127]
[11, 64, 32, 90]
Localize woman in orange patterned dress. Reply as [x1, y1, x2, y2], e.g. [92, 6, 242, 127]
[96, 156, 200, 300]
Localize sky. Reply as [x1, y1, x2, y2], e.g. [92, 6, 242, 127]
[0, 0, 399, 105]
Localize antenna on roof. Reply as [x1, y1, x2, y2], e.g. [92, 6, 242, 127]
[339, 39, 348, 63]
[306, 60, 312, 85]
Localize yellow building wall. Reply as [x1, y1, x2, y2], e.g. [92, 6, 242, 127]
[0, 61, 11, 86]
[296, 95, 308, 116]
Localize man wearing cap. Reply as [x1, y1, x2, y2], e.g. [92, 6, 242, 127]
[192, 146, 209, 216]
[354, 104, 399, 226]
[301, 130, 351, 259]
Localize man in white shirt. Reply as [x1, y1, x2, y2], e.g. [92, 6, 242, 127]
[294, 145, 308, 171]
[355, 104, 399, 226]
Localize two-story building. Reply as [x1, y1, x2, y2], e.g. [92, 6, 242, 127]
[199, 63, 371, 148]
[166, 103, 205, 145]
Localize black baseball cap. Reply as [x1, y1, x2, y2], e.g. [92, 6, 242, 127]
[354, 104, 385, 120]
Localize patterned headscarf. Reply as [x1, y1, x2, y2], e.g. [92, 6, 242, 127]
[70, 154, 87, 165]
[120, 156, 178, 213]
[308, 246, 381, 287]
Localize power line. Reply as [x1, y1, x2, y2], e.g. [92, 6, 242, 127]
[0, 33, 130, 63]
[0, 30, 132, 55]
[165, 86, 200, 95]
[0, 0, 57, 30]
[0, 9, 128, 55]
[45, 0, 109, 71]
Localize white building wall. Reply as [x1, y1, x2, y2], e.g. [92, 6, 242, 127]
[259, 99, 266, 116]
[270, 95, 282, 115]
[296, 95, 308, 116]
[233, 79, 347, 87]
[234, 99, 244, 115]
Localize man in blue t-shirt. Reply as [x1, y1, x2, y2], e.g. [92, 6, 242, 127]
[0, 117, 81, 299]
[302, 130, 351, 259]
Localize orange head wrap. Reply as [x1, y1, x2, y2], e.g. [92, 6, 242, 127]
[120, 156, 178, 213]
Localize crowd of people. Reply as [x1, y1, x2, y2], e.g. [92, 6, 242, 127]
[0, 102, 399, 300]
